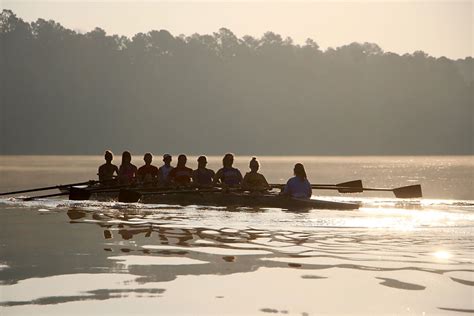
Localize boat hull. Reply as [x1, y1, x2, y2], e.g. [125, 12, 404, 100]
[138, 192, 358, 210]
[65, 187, 359, 210]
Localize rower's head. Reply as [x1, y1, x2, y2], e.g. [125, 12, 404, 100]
[249, 157, 259, 172]
[143, 153, 152, 165]
[177, 154, 187, 167]
[163, 154, 172, 166]
[223, 153, 234, 168]
[197, 155, 207, 168]
[104, 150, 113, 163]
[121, 151, 132, 164]
[294, 163, 307, 180]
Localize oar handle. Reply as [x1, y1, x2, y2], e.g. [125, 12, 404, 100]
[140, 188, 223, 196]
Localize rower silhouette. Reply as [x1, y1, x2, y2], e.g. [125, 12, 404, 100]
[242, 157, 270, 192]
[281, 163, 312, 199]
[192, 156, 215, 188]
[98, 150, 119, 182]
[214, 153, 243, 187]
[158, 154, 174, 187]
[169, 154, 193, 187]
[118, 151, 137, 184]
[137, 153, 159, 184]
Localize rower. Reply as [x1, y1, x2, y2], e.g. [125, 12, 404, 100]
[118, 151, 137, 184]
[192, 156, 215, 188]
[98, 150, 119, 182]
[158, 154, 174, 186]
[136, 153, 159, 184]
[281, 163, 312, 199]
[214, 153, 243, 187]
[168, 154, 193, 187]
[241, 157, 270, 192]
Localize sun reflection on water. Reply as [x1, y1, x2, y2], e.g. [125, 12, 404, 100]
[433, 251, 452, 260]
[358, 207, 472, 229]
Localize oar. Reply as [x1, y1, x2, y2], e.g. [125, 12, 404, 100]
[271, 180, 363, 193]
[119, 181, 363, 204]
[118, 189, 143, 203]
[69, 187, 93, 200]
[365, 184, 422, 198]
[272, 179, 421, 198]
[24, 186, 108, 201]
[68, 182, 171, 201]
[315, 180, 363, 193]
[23, 184, 136, 201]
[19, 178, 124, 201]
[118, 187, 224, 203]
[24, 183, 164, 201]
[22, 192, 70, 201]
[311, 184, 422, 198]
[0, 180, 98, 196]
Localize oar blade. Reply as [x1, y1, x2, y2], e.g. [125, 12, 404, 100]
[336, 180, 363, 193]
[393, 185, 422, 198]
[69, 188, 92, 201]
[118, 189, 142, 203]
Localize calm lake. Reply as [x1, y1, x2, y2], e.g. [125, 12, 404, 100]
[0, 155, 473, 315]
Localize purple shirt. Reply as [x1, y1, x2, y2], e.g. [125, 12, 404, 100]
[283, 177, 312, 199]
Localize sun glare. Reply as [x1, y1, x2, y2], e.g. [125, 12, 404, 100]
[433, 251, 452, 260]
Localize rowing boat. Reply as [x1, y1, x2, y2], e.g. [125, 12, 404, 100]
[66, 186, 359, 211]
[137, 191, 359, 210]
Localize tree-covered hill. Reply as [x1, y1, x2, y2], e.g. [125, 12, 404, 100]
[1, 10, 472, 155]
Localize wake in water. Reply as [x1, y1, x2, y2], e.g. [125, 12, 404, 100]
[1, 195, 473, 230]
[0, 200, 473, 314]
[1, 157, 473, 314]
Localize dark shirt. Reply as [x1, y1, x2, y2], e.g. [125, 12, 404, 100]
[215, 167, 243, 186]
[169, 166, 193, 185]
[242, 172, 269, 191]
[118, 163, 137, 183]
[98, 163, 118, 182]
[137, 164, 159, 182]
[192, 168, 215, 187]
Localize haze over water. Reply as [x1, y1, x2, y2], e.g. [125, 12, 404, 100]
[0, 156, 473, 315]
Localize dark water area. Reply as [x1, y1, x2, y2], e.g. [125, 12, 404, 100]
[0, 156, 473, 315]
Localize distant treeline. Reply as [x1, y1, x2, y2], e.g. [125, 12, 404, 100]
[1, 10, 472, 155]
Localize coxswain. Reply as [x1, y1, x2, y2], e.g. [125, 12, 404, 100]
[98, 150, 119, 182]
[136, 152, 159, 184]
[192, 156, 215, 188]
[214, 153, 243, 187]
[168, 154, 193, 187]
[158, 154, 174, 186]
[241, 157, 270, 192]
[281, 163, 312, 199]
[118, 151, 137, 184]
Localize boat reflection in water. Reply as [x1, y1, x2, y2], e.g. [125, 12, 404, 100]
[0, 202, 473, 314]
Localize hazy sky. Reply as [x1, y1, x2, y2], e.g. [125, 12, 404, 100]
[2, 0, 473, 59]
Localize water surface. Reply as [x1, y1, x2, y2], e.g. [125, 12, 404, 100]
[0, 156, 473, 315]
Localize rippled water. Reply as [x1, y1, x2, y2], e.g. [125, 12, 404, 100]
[0, 156, 473, 315]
